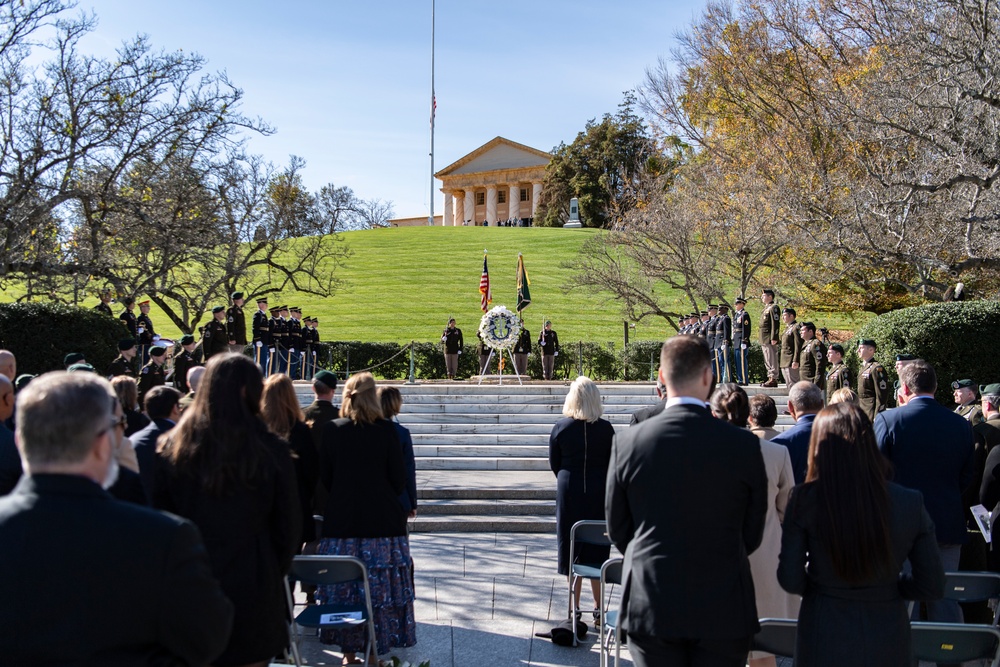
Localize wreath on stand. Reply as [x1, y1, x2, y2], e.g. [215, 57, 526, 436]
[478, 306, 522, 372]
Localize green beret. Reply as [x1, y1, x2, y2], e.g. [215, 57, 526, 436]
[14, 374, 35, 392]
[830, 344, 845, 354]
[149, 346, 167, 357]
[211, 306, 225, 314]
[63, 352, 85, 366]
[895, 353, 917, 362]
[313, 370, 337, 390]
[980, 383, 1000, 396]
[858, 339, 877, 348]
[801, 321, 815, 331]
[67, 363, 96, 373]
[180, 334, 195, 345]
[231, 291, 244, 300]
[118, 338, 136, 351]
[952, 379, 974, 390]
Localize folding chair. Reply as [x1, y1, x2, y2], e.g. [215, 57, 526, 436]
[911, 622, 1000, 667]
[599, 557, 623, 667]
[568, 520, 612, 647]
[942, 571, 1000, 625]
[284, 555, 377, 667]
[752, 618, 797, 660]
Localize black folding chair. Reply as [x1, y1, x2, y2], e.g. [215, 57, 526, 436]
[752, 618, 798, 660]
[911, 622, 1000, 667]
[568, 520, 612, 647]
[284, 555, 377, 667]
[942, 571, 1000, 625]
[599, 557, 623, 667]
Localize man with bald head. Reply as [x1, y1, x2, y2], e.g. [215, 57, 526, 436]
[0, 350, 14, 382]
[0, 376, 19, 494]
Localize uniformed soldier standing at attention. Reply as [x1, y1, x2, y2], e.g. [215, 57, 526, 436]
[300, 316, 316, 380]
[119, 297, 138, 339]
[271, 305, 290, 374]
[798, 322, 828, 389]
[286, 307, 304, 379]
[227, 292, 247, 354]
[704, 305, 719, 378]
[538, 320, 560, 380]
[137, 345, 167, 407]
[731, 298, 751, 385]
[778, 307, 802, 387]
[202, 306, 231, 361]
[696, 311, 709, 338]
[476, 331, 491, 375]
[441, 318, 463, 380]
[759, 289, 781, 387]
[715, 304, 733, 382]
[94, 289, 114, 317]
[107, 339, 138, 378]
[252, 296, 272, 374]
[857, 338, 890, 421]
[136, 300, 155, 363]
[513, 321, 531, 376]
[825, 344, 851, 402]
[170, 334, 199, 393]
[953, 379, 985, 426]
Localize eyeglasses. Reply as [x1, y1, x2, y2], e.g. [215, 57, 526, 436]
[98, 414, 127, 437]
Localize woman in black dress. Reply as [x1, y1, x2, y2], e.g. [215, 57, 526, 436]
[778, 402, 944, 666]
[154, 354, 300, 667]
[549, 375, 615, 617]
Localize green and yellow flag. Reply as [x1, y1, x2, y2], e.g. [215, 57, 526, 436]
[516, 253, 531, 314]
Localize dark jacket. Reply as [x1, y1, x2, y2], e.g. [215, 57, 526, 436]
[392, 420, 418, 514]
[629, 399, 666, 425]
[131, 417, 176, 502]
[771, 413, 817, 485]
[287, 420, 319, 544]
[0, 474, 233, 665]
[606, 402, 768, 639]
[0, 423, 22, 496]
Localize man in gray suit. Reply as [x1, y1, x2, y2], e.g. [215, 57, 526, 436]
[607, 336, 768, 667]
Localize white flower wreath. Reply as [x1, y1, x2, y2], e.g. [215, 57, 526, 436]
[478, 305, 522, 351]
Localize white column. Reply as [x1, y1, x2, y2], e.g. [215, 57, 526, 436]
[509, 185, 520, 220]
[452, 193, 464, 226]
[464, 190, 475, 225]
[486, 186, 497, 223]
[443, 193, 453, 226]
[531, 182, 543, 217]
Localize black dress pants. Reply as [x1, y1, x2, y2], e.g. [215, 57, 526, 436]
[628, 633, 752, 667]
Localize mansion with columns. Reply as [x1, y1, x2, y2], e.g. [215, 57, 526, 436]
[434, 137, 550, 226]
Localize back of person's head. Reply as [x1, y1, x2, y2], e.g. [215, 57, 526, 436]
[379, 386, 403, 419]
[710, 383, 750, 427]
[828, 388, 858, 405]
[900, 359, 937, 395]
[187, 366, 206, 393]
[806, 402, 893, 584]
[16, 372, 115, 467]
[788, 381, 824, 414]
[340, 372, 382, 425]
[562, 376, 603, 423]
[110, 375, 139, 411]
[0, 349, 15, 381]
[748, 394, 778, 428]
[313, 370, 337, 398]
[659, 336, 711, 395]
[261, 374, 304, 440]
[144, 386, 182, 420]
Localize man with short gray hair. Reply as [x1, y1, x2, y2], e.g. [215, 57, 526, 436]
[771, 381, 824, 484]
[0, 376, 19, 494]
[0, 371, 233, 664]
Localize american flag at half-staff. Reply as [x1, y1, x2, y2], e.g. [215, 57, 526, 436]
[479, 251, 492, 312]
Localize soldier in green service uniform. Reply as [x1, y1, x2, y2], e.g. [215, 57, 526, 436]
[825, 344, 851, 402]
[107, 339, 138, 378]
[94, 289, 114, 317]
[976, 384, 1000, 454]
[857, 338, 890, 421]
[513, 321, 531, 376]
[202, 306, 231, 361]
[137, 345, 167, 407]
[170, 334, 199, 393]
[759, 289, 781, 387]
[227, 292, 247, 354]
[953, 379, 985, 426]
[798, 322, 827, 389]
[778, 307, 802, 387]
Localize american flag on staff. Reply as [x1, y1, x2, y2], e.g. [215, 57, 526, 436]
[479, 252, 492, 312]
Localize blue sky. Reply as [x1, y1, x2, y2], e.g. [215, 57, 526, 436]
[79, 1, 707, 218]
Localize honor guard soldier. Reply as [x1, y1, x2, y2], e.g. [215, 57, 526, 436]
[287, 307, 304, 379]
[170, 334, 199, 393]
[137, 345, 167, 407]
[975, 384, 1000, 454]
[731, 298, 751, 385]
[779, 307, 802, 387]
[538, 320, 560, 380]
[476, 331, 491, 375]
[798, 322, 828, 389]
[252, 296, 272, 374]
[857, 338, 890, 421]
[136, 300, 155, 363]
[270, 305, 290, 374]
[760, 289, 781, 387]
[441, 318, 463, 380]
[202, 306, 231, 361]
[712, 305, 732, 382]
[107, 339, 138, 378]
[825, 344, 851, 402]
[227, 292, 247, 354]
[953, 379, 985, 426]
[119, 298, 138, 339]
[299, 316, 314, 379]
[513, 321, 531, 376]
[94, 289, 114, 317]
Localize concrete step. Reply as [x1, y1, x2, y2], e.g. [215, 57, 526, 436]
[405, 422, 626, 435]
[418, 486, 556, 500]
[416, 457, 549, 471]
[412, 445, 549, 458]
[411, 434, 549, 446]
[400, 412, 637, 424]
[409, 514, 555, 533]
[418, 499, 555, 516]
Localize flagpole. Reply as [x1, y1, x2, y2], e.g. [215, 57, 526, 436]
[428, 0, 435, 226]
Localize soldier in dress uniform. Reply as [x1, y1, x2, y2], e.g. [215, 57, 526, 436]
[136, 300, 155, 364]
[94, 289, 114, 317]
[953, 379, 986, 426]
[227, 292, 247, 354]
[825, 343, 851, 403]
[731, 298, 751, 385]
[137, 345, 167, 408]
[538, 320, 560, 381]
[201, 306, 231, 361]
[476, 331, 491, 375]
[252, 297, 272, 375]
[119, 298, 138, 339]
[271, 305, 290, 375]
[779, 307, 802, 387]
[714, 304, 733, 382]
[696, 311, 710, 338]
[759, 289, 781, 387]
[441, 318, 463, 380]
[975, 384, 1000, 454]
[107, 339, 138, 378]
[857, 338, 890, 421]
[300, 316, 315, 380]
[170, 334, 199, 393]
[513, 321, 531, 376]
[798, 322, 828, 389]
[287, 307, 304, 380]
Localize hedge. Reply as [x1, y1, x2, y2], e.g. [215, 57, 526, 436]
[844, 300, 1000, 404]
[0, 302, 128, 376]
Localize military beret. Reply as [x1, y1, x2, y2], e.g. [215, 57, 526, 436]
[782, 307, 796, 316]
[123, 297, 135, 306]
[313, 369, 338, 390]
[211, 306, 225, 314]
[544, 320, 551, 326]
[138, 300, 150, 306]
[63, 352, 85, 366]
[67, 363, 96, 373]
[895, 353, 917, 362]
[180, 334, 195, 345]
[118, 338, 136, 351]
[149, 346, 167, 357]
[981, 383, 1000, 396]
[14, 374, 34, 392]
[762, 288, 775, 296]
[256, 296, 268, 304]
[801, 321, 815, 331]
[734, 297, 747, 305]
[858, 339, 877, 348]
[830, 344, 845, 354]
[231, 291, 244, 300]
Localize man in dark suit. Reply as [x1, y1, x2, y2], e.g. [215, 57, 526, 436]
[607, 336, 768, 667]
[875, 359, 975, 627]
[0, 371, 232, 665]
[0, 376, 21, 495]
[630, 379, 667, 425]
[771, 381, 824, 484]
[132, 385, 182, 502]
